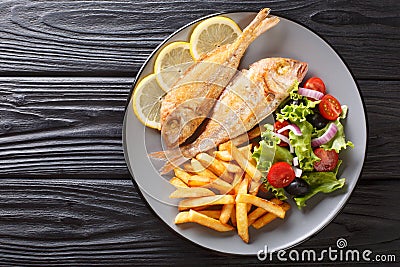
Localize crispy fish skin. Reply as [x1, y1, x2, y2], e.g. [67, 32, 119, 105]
[160, 9, 280, 148]
[156, 58, 308, 174]
[183, 58, 308, 158]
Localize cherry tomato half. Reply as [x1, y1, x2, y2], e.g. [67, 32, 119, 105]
[319, 94, 342, 120]
[274, 120, 289, 147]
[313, 148, 339, 172]
[304, 77, 326, 94]
[267, 162, 295, 188]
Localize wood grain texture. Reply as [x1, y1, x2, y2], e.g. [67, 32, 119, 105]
[0, 78, 398, 179]
[0, 179, 398, 266]
[0, 0, 398, 79]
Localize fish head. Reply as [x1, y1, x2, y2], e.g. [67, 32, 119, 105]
[250, 57, 308, 95]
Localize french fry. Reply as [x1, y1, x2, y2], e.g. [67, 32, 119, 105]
[182, 163, 195, 173]
[213, 150, 233, 161]
[169, 187, 215, 198]
[190, 158, 206, 172]
[219, 127, 261, 150]
[219, 204, 234, 224]
[235, 194, 286, 219]
[230, 205, 237, 226]
[249, 179, 262, 195]
[227, 141, 262, 182]
[208, 178, 234, 194]
[252, 202, 291, 229]
[196, 153, 232, 182]
[175, 211, 190, 224]
[198, 210, 221, 219]
[188, 210, 234, 232]
[169, 177, 189, 188]
[238, 144, 252, 159]
[187, 175, 211, 187]
[174, 168, 192, 184]
[236, 176, 249, 243]
[179, 195, 235, 210]
[221, 161, 242, 173]
[247, 198, 283, 225]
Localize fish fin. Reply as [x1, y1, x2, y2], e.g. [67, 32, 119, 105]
[149, 149, 189, 175]
[148, 150, 166, 159]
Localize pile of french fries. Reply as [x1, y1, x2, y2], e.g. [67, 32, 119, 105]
[168, 128, 290, 243]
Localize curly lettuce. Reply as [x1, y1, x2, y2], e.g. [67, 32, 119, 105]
[276, 86, 320, 123]
[289, 121, 320, 171]
[294, 161, 346, 208]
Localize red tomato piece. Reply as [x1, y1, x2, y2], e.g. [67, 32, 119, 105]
[304, 77, 327, 94]
[319, 94, 342, 120]
[267, 162, 295, 188]
[274, 120, 289, 147]
[313, 148, 339, 172]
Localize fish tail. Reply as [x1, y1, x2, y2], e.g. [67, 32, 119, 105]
[233, 8, 279, 54]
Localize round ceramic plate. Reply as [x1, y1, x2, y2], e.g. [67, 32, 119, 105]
[122, 12, 367, 255]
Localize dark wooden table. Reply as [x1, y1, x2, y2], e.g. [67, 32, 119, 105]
[0, 1, 399, 266]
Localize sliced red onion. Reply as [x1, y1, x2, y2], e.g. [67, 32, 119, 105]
[293, 157, 299, 167]
[273, 132, 294, 153]
[277, 124, 302, 136]
[298, 87, 324, 100]
[311, 123, 338, 147]
[292, 166, 303, 178]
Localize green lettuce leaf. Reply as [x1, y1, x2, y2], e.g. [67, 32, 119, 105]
[294, 161, 345, 208]
[289, 121, 320, 171]
[313, 105, 354, 153]
[276, 87, 320, 123]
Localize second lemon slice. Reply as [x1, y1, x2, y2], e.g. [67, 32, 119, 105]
[154, 41, 194, 92]
[190, 16, 242, 60]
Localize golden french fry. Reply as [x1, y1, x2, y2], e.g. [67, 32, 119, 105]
[227, 141, 262, 182]
[187, 175, 211, 187]
[213, 150, 233, 161]
[191, 158, 206, 172]
[175, 211, 190, 224]
[196, 153, 232, 182]
[169, 177, 189, 188]
[208, 178, 234, 194]
[252, 202, 290, 229]
[236, 175, 249, 243]
[221, 161, 242, 173]
[230, 204, 237, 226]
[198, 210, 221, 219]
[219, 204, 234, 224]
[174, 168, 192, 184]
[249, 179, 262, 195]
[219, 127, 261, 150]
[188, 210, 234, 232]
[169, 187, 215, 198]
[179, 195, 235, 210]
[235, 194, 286, 219]
[182, 163, 195, 173]
[246, 199, 283, 225]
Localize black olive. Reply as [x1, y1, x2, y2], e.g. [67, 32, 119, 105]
[286, 99, 300, 106]
[284, 178, 310, 197]
[306, 112, 329, 129]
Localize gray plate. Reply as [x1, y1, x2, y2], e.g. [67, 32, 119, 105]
[122, 12, 367, 255]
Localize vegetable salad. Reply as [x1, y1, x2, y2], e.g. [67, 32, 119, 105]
[252, 77, 354, 209]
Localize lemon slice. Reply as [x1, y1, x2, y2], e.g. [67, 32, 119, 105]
[132, 73, 165, 130]
[190, 16, 242, 60]
[154, 41, 194, 92]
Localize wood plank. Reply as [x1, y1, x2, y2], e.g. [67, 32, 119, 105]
[0, 1, 398, 79]
[0, 78, 398, 179]
[0, 179, 397, 265]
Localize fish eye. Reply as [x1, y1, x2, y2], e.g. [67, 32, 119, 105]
[169, 119, 179, 129]
[276, 61, 290, 75]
